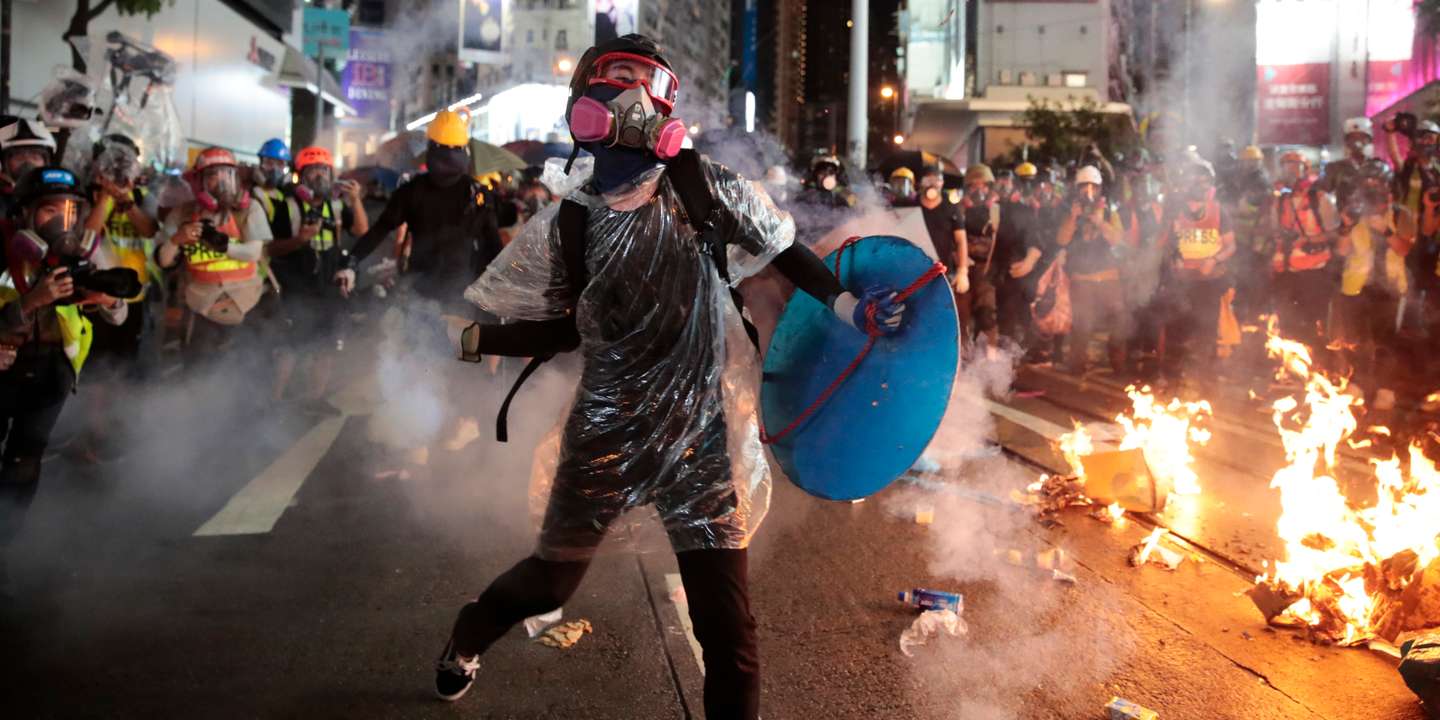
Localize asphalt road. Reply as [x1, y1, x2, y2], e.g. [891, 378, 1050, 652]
[0, 335, 1429, 719]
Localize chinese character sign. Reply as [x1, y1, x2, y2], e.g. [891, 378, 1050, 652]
[303, 7, 351, 59]
[1256, 63, 1331, 146]
[341, 29, 391, 125]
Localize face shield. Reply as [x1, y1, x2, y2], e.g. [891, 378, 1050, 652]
[890, 175, 914, 198]
[1076, 182, 1102, 204]
[93, 143, 141, 190]
[1416, 131, 1439, 157]
[201, 165, 240, 206]
[30, 194, 92, 257]
[965, 179, 991, 202]
[4, 147, 52, 181]
[1280, 159, 1307, 184]
[259, 157, 289, 188]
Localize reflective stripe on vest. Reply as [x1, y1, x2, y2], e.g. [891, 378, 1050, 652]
[284, 196, 341, 252]
[182, 211, 257, 284]
[0, 269, 92, 375]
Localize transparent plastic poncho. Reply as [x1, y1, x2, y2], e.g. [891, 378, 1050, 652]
[467, 156, 795, 560]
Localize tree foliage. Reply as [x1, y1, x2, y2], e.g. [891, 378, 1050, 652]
[1005, 96, 1131, 168]
[63, 0, 172, 71]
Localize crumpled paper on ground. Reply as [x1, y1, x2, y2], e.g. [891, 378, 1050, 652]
[523, 608, 564, 638]
[899, 609, 968, 657]
[537, 619, 593, 649]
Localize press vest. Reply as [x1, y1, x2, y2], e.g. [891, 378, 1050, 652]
[100, 188, 160, 301]
[181, 210, 257, 285]
[1342, 210, 1408, 296]
[1173, 199, 1224, 267]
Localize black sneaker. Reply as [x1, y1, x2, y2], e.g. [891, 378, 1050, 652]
[434, 639, 479, 702]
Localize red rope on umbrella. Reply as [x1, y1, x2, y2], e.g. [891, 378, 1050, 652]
[761, 237, 947, 445]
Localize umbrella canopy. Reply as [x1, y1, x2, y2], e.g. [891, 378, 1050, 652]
[502, 139, 574, 166]
[373, 130, 426, 172]
[467, 139, 527, 176]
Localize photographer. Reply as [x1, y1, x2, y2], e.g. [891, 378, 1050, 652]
[1, 166, 128, 591]
[1335, 160, 1416, 412]
[1056, 166, 1127, 374]
[1269, 168, 1340, 354]
[1159, 157, 1236, 385]
[0, 119, 58, 221]
[156, 148, 272, 367]
[266, 146, 368, 409]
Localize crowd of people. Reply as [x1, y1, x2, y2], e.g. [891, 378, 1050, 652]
[780, 115, 1437, 415]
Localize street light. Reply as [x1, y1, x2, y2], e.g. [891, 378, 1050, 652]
[892, 134, 904, 145]
[556, 57, 574, 74]
[880, 85, 895, 100]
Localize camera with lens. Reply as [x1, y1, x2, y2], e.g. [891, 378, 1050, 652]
[55, 257, 142, 302]
[198, 219, 231, 254]
[301, 204, 338, 235]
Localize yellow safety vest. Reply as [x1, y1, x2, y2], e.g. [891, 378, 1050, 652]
[100, 188, 161, 301]
[285, 196, 343, 253]
[1342, 213, 1408, 296]
[0, 265, 94, 376]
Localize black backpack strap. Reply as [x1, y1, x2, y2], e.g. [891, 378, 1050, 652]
[666, 149, 761, 350]
[494, 198, 589, 442]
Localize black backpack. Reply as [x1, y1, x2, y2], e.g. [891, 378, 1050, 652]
[488, 149, 759, 441]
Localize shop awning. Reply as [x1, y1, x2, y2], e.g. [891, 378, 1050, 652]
[275, 44, 357, 116]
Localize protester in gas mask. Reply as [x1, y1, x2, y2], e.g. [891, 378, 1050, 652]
[796, 154, 855, 208]
[957, 163, 1026, 354]
[1, 166, 127, 595]
[264, 145, 367, 410]
[1323, 117, 1377, 212]
[1159, 157, 1236, 385]
[0, 119, 58, 221]
[438, 34, 906, 720]
[334, 108, 501, 468]
[887, 166, 916, 207]
[1335, 159, 1415, 411]
[156, 147, 273, 367]
[1227, 145, 1275, 321]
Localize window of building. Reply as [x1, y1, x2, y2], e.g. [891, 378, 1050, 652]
[1062, 71, 1088, 88]
[527, 30, 534, 44]
[556, 30, 568, 50]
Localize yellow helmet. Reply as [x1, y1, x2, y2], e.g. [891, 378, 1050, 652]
[890, 167, 915, 180]
[1015, 162, 1038, 179]
[1240, 144, 1263, 161]
[427, 109, 471, 148]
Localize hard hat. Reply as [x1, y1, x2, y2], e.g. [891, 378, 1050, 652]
[1240, 145, 1264, 161]
[0, 118, 57, 153]
[258, 138, 291, 162]
[1075, 165, 1104, 186]
[1015, 162, 1038, 178]
[1418, 120, 1440, 136]
[15, 165, 84, 207]
[811, 154, 842, 172]
[1279, 150, 1307, 165]
[294, 146, 334, 171]
[889, 167, 915, 180]
[427, 109, 471, 148]
[964, 163, 994, 184]
[1343, 117, 1374, 137]
[193, 147, 238, 171]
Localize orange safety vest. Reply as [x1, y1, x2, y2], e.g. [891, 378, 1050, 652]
[182, 210, 257, 284]
[1274, 194, 1331, 273]
[1173, 198, 1224, 270]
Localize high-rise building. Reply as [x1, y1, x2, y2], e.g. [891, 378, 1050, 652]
[639, 0, 732, 133]
[773, 0, 807, 153]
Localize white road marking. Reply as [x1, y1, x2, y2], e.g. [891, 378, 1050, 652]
[985, 399, 1121, 450]
[194, 377, 375, 537]
[193, 417, 346, 536]
[664, 572, 705, 673]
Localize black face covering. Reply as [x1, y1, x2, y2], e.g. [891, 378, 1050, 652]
[426, 143, 470, 186]
[580, 85, 663, 195]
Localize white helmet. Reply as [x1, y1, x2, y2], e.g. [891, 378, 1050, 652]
[1343, 117, 1374, 138]
[0, 118, 57, 153]
[1075, 165, 1103, 186]
[1418, 120, 1440, 136]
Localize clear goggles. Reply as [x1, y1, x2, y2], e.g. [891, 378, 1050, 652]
[587, 52, 680, 114]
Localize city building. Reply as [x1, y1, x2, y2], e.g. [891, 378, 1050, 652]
[904, 0, 1132, 166]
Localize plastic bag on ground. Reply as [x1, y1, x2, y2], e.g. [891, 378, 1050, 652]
[899, 608, 968, 657]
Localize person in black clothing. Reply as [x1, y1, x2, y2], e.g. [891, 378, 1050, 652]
[917, 164, 965, 277]
[434, 35, 906, 720]
[335, 115, 501, 311]
[957, 163, 1028, 352]
[266, 145, 368, 408]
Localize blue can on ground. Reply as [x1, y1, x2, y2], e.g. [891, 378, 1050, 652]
[761, 235, 959, 501]
[897, 588, 962, 614]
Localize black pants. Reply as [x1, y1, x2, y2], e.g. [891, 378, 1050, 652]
[451, 548, 760, 720]
[1161, 275, 1229, 380]
[0, 346, 74, 548]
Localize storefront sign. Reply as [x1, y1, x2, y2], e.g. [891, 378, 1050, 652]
[1256, 63, 1331, 146]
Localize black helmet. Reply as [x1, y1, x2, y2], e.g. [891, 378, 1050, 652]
[15, 165, 85, 207]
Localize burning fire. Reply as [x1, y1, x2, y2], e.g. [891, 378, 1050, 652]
[1058, 386, 1212, 501]
[1254, 330, 1440, 646]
